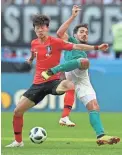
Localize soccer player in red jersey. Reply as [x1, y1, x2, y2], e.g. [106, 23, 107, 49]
[6, 14, 110, 147]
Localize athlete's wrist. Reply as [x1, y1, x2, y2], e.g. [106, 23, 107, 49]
[29, 57, 34, 61]
[94, 45, 99, 50]
[71, 15, 76, 19]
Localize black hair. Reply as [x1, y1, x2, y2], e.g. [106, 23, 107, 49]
[32, 14, 50, 28]
[73, 24, 88, 36]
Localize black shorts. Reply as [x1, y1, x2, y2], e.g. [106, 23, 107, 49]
[23, 80, 64, 105]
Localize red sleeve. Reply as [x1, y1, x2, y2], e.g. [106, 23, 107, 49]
[56, 38, 73, 51]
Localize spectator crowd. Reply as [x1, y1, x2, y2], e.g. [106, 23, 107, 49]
[1, 0, 122, 5]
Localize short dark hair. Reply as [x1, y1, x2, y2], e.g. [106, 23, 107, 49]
[32, 14, 50, 28]
[73, 24, 88, 35]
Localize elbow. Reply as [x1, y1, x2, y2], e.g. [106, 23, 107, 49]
[56, 31, 62, 38]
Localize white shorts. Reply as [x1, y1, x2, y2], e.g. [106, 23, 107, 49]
[65, 69, 96, 106]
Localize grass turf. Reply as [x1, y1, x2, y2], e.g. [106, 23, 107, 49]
[1, 112, 122, 155]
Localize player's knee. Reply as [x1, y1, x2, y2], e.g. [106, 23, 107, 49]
[80, 59, 89, 70]
[86, 99, 100, 111]
[14, 108, 24, 117]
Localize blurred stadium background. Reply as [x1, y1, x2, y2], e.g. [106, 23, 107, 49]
[1, 1, 122, 155]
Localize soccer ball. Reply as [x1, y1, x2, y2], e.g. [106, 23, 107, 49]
[29, 127, 47, 144]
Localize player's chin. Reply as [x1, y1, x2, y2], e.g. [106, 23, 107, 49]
[80, 40, 87, 44]
[38, 34, 44, 38]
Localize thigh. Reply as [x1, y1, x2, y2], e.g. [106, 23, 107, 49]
[75, 76, 96, 99]
[65, 72, 73, 81]
[45, 80, 65, 95]
[23, 84, 47, 105]
[65, 69, 88, 85]
[73, 68, 88, 78]
[55, 80, 74, 94]
[45, 80, 74, 95]
[15, 96, 35, 114]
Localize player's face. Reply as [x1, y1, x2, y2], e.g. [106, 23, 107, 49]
[76, 27, 88, 44]
[34, 25, 49, 38]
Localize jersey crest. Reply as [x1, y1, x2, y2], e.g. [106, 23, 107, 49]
[46, 46, 52, 56]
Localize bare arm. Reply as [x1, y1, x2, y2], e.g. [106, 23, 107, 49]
[57, 5, 81, 40]
[73, 43, 109, 51]
[57, 16, 75, 40]
[26, 52, 35, 65]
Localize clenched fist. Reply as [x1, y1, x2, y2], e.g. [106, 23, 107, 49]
[72, 5, 81, 17]
[98, 44, 109, 51]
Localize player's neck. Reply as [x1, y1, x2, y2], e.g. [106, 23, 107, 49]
[38, 35, 49, 44]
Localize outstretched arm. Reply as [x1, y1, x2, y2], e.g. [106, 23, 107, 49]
[57, 5, 81, 40]
[73, 43, 109, 51]
[58, 38, 109, 52]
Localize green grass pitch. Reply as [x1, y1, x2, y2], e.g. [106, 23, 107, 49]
[1, 112, 122, 155]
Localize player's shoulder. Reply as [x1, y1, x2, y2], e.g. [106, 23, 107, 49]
[68, 36, 75, 41]
[49, 36, 63, 43]
[49, 36, 73, 45]
[31, 38, 38, 45]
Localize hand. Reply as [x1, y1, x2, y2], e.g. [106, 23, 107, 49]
[72, 5, 81, 17]
[26, 57, 33, 65]
[98, 44, 109, 51]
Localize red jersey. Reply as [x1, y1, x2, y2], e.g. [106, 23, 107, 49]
[31, 36, 73, 84]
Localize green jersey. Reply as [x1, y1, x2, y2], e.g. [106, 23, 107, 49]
[64, 36, 87, 62]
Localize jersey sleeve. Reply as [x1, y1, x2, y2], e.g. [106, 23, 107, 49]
[57, 38, 73, 51]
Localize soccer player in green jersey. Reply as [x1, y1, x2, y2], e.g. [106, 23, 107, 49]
[42, 5, 120, 145]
